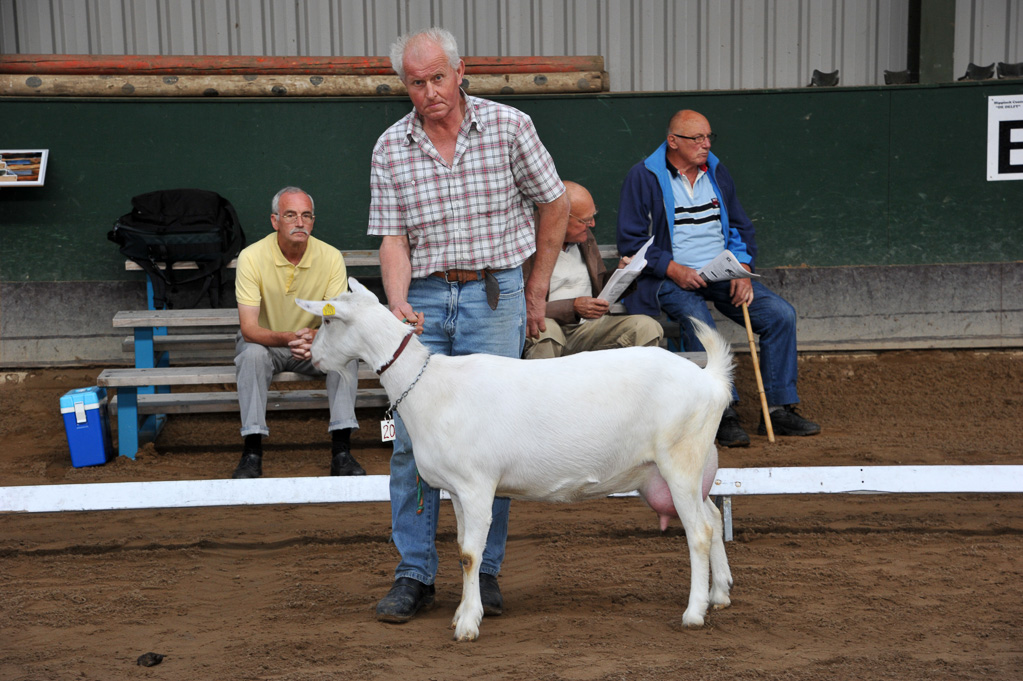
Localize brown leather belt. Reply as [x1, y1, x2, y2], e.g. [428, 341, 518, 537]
[429, 268, 506, 310]
[430, 268, 500, 284]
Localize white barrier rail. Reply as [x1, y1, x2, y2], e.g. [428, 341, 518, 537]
[3, 466, 1022, 540]
[709, 465, 1023, 540]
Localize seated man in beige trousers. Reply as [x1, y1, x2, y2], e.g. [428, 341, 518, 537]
[523, 181, 663, 359]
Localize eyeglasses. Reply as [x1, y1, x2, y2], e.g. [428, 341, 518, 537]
[671, 132, 717, 144]
[569, 212, 597, 226]
[276, 211, 315, 223]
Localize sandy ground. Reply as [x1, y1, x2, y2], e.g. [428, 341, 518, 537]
[1, 348, 1022, 680]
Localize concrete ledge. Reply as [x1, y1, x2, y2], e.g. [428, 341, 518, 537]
[1, 262, 1021, 366]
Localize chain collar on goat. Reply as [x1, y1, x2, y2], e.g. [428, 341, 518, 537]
[378, 327, 430, 419]
[385, 353, 430, 419]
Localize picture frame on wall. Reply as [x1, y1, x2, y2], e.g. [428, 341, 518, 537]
[0, 149, 49, 187]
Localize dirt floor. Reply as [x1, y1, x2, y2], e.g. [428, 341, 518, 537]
[1, 349, 1022, 680]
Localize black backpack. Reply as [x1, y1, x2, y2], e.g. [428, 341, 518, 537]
[109, 188, 245, 309]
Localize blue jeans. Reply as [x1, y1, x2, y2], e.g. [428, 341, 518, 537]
[657, 278, 800, 407]
[389, 267, 526, 585]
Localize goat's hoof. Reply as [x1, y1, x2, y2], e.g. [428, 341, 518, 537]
[453, 624, 480, 642]
[451, 609, 482, 642]
[681, 611, 706, 628]
[710, 588, 731, 609]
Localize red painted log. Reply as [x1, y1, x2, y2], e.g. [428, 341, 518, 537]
[0, 54, 604, 76]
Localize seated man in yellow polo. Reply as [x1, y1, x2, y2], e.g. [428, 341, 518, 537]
[523, 181, 663, 359]
[231, 186, 365, 479]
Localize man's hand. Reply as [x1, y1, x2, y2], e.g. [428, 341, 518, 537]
[666, 261, 707, 291]
[573, 296, 610, 320]
[525, 286, 549, 338]
[730, 265, 754, 306]
[390, 303, 424, 335]
[288, 327, 315, 361]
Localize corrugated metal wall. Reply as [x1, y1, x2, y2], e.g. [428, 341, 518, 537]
[954, 0, 1023, 79]
[1, 0, 1019, 91]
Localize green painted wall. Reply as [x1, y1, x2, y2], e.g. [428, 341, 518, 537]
[1, 79, 1021, 283]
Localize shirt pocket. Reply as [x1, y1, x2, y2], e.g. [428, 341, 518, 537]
[392, 169, 446, 238]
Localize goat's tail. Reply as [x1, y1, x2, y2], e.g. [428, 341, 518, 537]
[690, 316, 735, 409]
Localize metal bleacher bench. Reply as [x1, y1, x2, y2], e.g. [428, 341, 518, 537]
[104, 245, 690, 459]
[98, 307, 391, 459]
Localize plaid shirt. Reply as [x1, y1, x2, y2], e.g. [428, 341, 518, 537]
[368, 94, 565, 278]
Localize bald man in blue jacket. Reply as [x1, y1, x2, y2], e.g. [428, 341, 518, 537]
[617, 109, 819, 446]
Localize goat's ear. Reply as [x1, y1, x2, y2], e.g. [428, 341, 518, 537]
[347, 277, 380, 303]
[295, 298, 333, 318]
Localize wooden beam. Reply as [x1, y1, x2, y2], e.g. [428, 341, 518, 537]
[1, 71, 607, 97]
[97, 363, 381, 386]
[0, 54, 605, 76]
[111, 388, 390, 414]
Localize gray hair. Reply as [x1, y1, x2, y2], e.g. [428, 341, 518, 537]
[271, 186, 314, 214]
[389, 27, 460, 82]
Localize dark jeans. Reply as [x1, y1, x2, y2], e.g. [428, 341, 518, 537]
[657, 278, 800, 406]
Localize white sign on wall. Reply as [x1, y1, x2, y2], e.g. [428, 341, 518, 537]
[988, 94, 1023, 181]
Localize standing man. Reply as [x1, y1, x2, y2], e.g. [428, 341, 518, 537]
[368, 27, 568, 623]
[617, 109, 819, 446]
[523, 181, 663, 359]
[231, 186, 365, 479]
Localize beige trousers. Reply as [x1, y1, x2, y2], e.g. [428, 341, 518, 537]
[523, 314, 663, 359]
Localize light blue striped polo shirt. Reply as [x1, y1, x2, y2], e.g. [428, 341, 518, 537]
[669, 167, 724, 269]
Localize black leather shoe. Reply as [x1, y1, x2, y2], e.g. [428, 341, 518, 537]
[330, 449, 366, 476]
[232, 451, 262, 479]
[717, 406, 750, 448]
[480, 573, 503, 616]
[376, 577, 435, 623]
[760, 405, 821, 436]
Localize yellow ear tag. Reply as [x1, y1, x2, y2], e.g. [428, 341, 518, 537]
[322, 303, 335, 316]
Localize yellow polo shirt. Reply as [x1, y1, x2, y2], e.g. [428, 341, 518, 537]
[235, 232, 348, 332]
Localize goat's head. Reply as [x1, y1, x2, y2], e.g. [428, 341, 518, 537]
[295, 278, 399, 373]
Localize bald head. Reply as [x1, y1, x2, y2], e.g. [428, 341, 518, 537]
[563, 181, 591, 210]
[667, 109, 709, 135]
[563, 181, 596, 244]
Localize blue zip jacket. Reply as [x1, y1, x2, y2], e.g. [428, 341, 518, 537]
[616, 142, 757, 316]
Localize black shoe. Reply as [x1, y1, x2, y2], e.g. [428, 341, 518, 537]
[330, 449, 366, 476]
[232, 451, 262, 479]
[759, 405, 821, 436]
[480, 573, 503, 617]
[717, 406, 750, 448]
[376, 577, 435, 623]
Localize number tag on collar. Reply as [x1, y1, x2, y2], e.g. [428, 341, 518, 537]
[380, 418, 396, 442]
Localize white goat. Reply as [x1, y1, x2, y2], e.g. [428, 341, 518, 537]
[297, 279, 734, 641]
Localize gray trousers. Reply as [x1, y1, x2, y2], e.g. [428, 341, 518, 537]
[234, 332, 359, 438]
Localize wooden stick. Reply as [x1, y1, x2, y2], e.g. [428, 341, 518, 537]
[742, 302, 774, 442]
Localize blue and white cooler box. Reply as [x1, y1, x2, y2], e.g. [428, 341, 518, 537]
[60, 386, 114, 467]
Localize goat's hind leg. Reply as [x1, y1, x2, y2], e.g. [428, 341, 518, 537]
[448, 491, 492, 642]
[666, 484, 714, 628]
[705, 496, 732, 610]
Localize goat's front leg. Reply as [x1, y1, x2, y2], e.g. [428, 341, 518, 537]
[449, 491, 492, 642]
